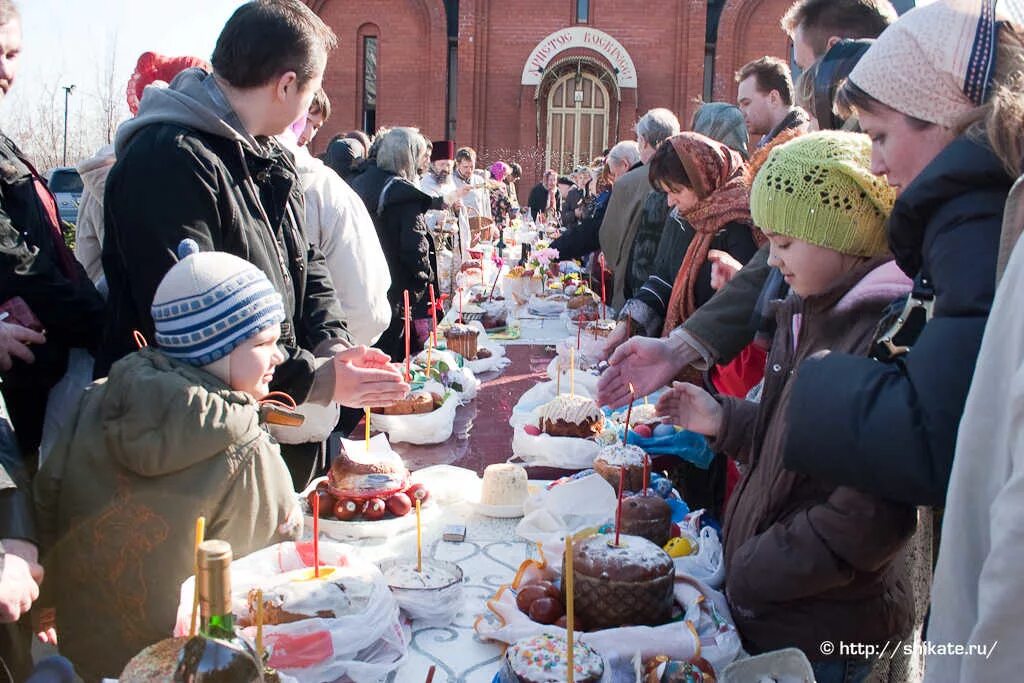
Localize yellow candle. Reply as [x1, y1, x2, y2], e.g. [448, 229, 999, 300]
[569, 349, 575, 397]
[426, 345, 433, 376]
[255, 589, 264, 663]
[565, 532, 575, 683]
[364, 407, 371, 451]
[416, 498, 423, 573]
[189, 516, 206, 637]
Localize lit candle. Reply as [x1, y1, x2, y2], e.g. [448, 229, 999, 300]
[364, 407, 371, 451]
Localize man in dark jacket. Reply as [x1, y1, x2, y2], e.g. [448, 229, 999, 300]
[0, 1, 104, 457]
[527, 169, 559, 219]
[100, 0, 407, 412]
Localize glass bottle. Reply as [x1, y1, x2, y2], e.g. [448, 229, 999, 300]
[175, 540, 263, 682]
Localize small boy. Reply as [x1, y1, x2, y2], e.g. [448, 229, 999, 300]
[35, 240, 303, 681]
[657, 132, 916, 683]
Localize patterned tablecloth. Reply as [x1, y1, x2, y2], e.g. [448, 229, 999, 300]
[333, 498, 539, 683]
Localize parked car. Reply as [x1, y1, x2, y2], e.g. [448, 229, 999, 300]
[45, 167, 83, 225]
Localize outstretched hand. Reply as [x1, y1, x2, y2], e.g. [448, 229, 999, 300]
[597, 336, 689, 408]
[708, 250, 744, 291]
[655, 382, 723, 437]
[332, 345, 410, 408]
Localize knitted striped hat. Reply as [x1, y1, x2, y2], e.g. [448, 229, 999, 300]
[750, 131, 896, 258]
[151, 239, 285, 367]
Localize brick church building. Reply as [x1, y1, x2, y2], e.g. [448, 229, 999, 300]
[305, 0, 913, 194]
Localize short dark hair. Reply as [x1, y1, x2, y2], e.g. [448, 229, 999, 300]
[455, 146, 476, 164]
[736, 57, 794, 106]
[309, 88, 331, 120]
[647, 140, 692, 192]
[781, 0, 896, 58]
[211, 0, 337, 89]
[509, 162, 522, 179]
[835, 79, 934, 131]
[0, 0, 19, 24]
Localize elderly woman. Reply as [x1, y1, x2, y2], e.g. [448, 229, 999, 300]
[350, 127, 436, 360]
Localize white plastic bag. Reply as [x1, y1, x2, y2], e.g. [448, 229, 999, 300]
[675, 526, 725, 589]
[371, 392, 458, 444]
[39, 348, 93, 466]
[511, 424, 602, 469]
[516, 473, 616, 548]
[269, 401, 339, 445]
[173, 541, 408, 683]
[509, 380, 596, 429]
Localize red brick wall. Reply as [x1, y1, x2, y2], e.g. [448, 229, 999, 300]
[713, 0, 795, 103]
[306, 0, 449, 155]
[308, 0, 792, 195]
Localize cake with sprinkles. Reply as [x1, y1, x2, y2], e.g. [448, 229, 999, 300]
[498, 633, 604, 683]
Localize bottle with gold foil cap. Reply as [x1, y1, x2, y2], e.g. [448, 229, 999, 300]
[175, 540, 263, 682]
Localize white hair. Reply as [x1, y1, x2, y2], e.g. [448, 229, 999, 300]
[606, 140, 641, 168]
[376, 127, 428, 181]
[635, 108, 681, 149]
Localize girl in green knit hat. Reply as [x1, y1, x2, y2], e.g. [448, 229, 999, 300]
[657, 130, 917, 682]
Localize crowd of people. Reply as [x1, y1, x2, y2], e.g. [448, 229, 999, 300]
[0, 0, 1022, 681]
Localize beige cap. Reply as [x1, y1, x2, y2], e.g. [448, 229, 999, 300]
[848, 0, 1004, 128]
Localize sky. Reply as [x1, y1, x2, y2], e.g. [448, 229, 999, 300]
[2, 0, 247, 129]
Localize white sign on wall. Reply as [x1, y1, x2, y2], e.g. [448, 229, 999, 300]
[520, 27, 638, 88]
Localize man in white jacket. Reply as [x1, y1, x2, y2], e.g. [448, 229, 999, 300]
[285, 133, 391, 347]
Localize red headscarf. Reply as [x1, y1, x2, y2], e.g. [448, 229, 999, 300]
[126, 52, 211, 115]
[660, 132, 761, 335]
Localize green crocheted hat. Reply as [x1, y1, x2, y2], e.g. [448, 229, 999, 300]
[750, 131, 896, 258]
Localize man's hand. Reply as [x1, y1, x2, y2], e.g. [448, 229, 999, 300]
[595, 320, 630, 361]
[597, 336, 693, 408]
[332, 346, 410, 408]
[0, 539, 43, 623]
[0, 321, 46, 371]
[34, 607, 57, 645]
[655, 381, 723, 437]
[708, 250, 744, 291]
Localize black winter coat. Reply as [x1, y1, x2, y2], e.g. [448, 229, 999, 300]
[549, 189, 610, 260]
[785, 135, 1014, 506]
[0, 133, 104, 450]
[629, 216, 759, 335]
[99, 124, 350, 402]
[349, 166, 434, 360]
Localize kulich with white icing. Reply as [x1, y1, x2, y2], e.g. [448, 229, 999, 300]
[567, 534, 675, 631]
[501, 633, 604, 683]
[594, 444, 647, 492]
[480, 463, 529, 507]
